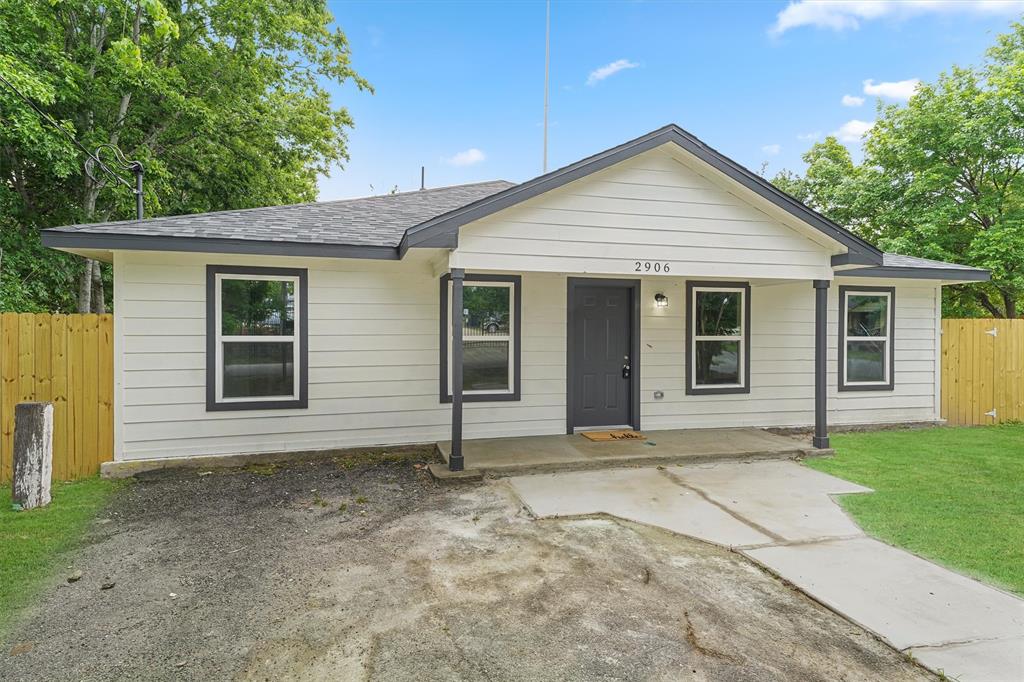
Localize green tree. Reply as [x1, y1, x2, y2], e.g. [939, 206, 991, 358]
[1, 0, 369, 312]
[775, 21, 1024, 318]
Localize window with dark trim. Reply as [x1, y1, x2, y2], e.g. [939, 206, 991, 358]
[206, 265, 308, 411]
[839, 285, 895, 392]
[685, 281, 751, 395]
[439, 273, 521, 403]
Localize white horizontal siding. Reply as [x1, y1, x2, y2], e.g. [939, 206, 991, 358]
[451, 147, 834, 280]
[114, 252, 572, 460]
[114, 248, 941, 461]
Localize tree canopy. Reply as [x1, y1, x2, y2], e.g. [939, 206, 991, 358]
[774, 22, 1024, 318]
[1, 0, 369, 312]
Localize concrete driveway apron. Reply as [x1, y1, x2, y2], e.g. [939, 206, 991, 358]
[507, 460, 1024, 682]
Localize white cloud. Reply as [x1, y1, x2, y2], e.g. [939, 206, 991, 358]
[770, 0, 1024, 36]
[586, 59, 639, 86]
[797, 131, 822, 141]
[761, 144, 782, 155]
[834, 119, 874, 143]
[443, 148, 486, 167]
[863, 78, 921, 101]
[842, 94, 865, 107]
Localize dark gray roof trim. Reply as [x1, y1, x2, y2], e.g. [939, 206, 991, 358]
[843, 267, 990, 281]
[42, 180, 515, 254]
[400, 124, 884, 264]
[41, 230, 399, 260]
[842, 253, 990, 281]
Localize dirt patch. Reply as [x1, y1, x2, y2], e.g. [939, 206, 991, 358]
[2, 457, 932, 681]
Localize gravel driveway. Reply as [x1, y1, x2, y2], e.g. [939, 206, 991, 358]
[2, 454, 931, 681]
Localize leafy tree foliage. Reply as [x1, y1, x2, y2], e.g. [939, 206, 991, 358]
[774, 22, 1024, 318]
[1, 0, 368, 312]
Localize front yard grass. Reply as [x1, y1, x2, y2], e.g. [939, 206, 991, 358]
[0, 477, 124, 631]
[806, 424, 1024, 595]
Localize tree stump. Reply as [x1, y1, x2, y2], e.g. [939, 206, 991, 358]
[12, 402, 54, 511]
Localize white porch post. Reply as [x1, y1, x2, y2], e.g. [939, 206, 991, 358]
[813, 279, 830, 449]
[449, 268, 465, 471]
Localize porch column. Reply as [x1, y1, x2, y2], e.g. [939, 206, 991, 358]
[813, 279, 830, 449]
[449, 268, 465, 471]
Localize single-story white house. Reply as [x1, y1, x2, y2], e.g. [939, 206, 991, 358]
[43, 125, 988, 471]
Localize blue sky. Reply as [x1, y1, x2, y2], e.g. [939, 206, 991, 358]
[319, 1, 1024, 200]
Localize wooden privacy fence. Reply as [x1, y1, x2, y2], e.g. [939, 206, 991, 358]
[1, 313, 113, 483]
[942, 319, 1024, 426]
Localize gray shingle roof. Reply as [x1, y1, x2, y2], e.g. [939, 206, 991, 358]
[882, 253, 982, 271]
[46, 180, 516, 248]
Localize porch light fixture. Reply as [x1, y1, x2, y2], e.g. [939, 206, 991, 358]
[654, 293, 669, 308]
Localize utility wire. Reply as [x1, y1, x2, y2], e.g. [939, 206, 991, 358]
[0, 70, 136, 193]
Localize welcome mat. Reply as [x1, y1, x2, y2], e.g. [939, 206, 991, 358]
[580, 430, 647, 442]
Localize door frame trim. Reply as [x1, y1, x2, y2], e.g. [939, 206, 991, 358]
[565, 277, 642, 434]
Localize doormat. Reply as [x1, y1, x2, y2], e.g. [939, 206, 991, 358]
[580, 430, 647, 442]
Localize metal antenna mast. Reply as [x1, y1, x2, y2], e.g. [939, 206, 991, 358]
[543, 0, 550, 173]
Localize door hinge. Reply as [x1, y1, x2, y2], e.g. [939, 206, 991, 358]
[985, 408, 997, 418]
[986, 327, 998, 337]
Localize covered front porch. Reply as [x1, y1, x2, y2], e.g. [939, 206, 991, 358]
[432, 427, 829, 479]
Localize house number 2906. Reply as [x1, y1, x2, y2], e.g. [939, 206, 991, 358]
[635, 261, 671, 273]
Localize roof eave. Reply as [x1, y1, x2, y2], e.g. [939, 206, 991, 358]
[841, 266, 990, 282]
[41, 231, 400, 260]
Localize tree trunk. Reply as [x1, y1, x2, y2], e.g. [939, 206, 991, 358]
[1004, 291, 1018, 319]
[77, 258, 94, 314]
[12, 402, 54, 511]
[90, 260, 106, 314]
[976, 290, 1005, 318]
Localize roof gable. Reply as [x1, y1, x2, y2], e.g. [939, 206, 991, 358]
[401, 124, 883, 266]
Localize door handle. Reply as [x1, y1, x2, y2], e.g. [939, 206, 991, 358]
[622, 357, 631, 379]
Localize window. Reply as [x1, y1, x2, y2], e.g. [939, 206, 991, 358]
[206, 265, 308, 411]
[839, 286, 895, 391]
[686, 281, 751, 395]
[439, 274, 521, 402]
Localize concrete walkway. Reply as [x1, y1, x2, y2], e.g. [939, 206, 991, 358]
[507, 461, 1024, 681]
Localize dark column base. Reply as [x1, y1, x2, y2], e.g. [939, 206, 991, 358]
[448, 454, 464, 472]
[812, 435, 830, 449]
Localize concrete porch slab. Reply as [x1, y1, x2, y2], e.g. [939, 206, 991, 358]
[435, 427, 821, 478]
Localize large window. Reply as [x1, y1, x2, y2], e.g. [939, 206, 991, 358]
[839, 286, 895, 391]
[439, 274, 521, 402]
[686, 281, 751, 395]
[206, 265, 308, 411]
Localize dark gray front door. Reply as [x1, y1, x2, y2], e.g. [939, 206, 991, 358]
[571, 285, 632, 428]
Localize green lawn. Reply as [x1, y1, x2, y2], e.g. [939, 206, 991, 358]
[806, 424, 1024, 595]
[0, 477, 124, 631]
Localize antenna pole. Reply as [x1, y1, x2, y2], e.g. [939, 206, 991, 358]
[543, 0, 550, 173]
[421, 166, 425, 190]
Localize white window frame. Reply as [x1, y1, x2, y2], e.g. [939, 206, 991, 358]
[841, 289, 892, 388]
[447, 280, 515, 396]
[690, 285, 746, 390]
[215, 272, 301, 403]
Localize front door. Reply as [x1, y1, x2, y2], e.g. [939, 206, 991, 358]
[570, 282, 633, 429]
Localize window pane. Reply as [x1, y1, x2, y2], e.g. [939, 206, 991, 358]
[847, 295, 887, 337]
[222, 279, 295, 336]
[223, 342, 294, 398]
[694, 340, 740, 385]
[464, 340, 509, 391]
[847, 340, 885, 383]
[462, 285, 510, 338]
[695, 291, 742, 336]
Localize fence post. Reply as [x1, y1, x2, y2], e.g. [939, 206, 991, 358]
[12, 402, 54, 510]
